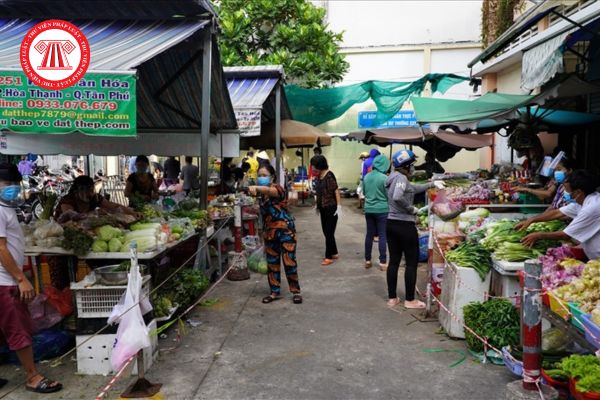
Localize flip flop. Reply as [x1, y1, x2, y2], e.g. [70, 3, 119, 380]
[365, 261, 372, 269]
[26, 377, 63, 394]
[404, 300, 426, 309]
[332, 255, 339, 260]
[262, 295, 282, 304]
[321, 259, 334, 266]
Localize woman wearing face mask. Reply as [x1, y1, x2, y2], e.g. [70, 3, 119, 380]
[125, 155, 159, 207]
[310, 155, 341, 266]
[515, 159, 574, 231]
[248, 165, 302, 304]
[385, 150, 444, 309]
[515, 158, 574, 202]
[54, 176, 140, 221]
[522, 170, 600, 260]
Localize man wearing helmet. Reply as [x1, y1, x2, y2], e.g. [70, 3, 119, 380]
[385, 150, 444, 309]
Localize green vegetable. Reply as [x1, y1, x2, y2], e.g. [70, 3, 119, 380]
[459, 208, 490, 220]
[544, 369, 569, 382]
[463, 299, 520, 353]
[120, 237, 157, 252]
[108, 237, 122, 252]
[113, 260, 130, 272]
[525, 220, 566, 234]
[560, 355, 600, 393]
[162, 268, 209, 308]
[92, 240, 108, 253]
[61, 227, 94, 256]
[39, 191, 58, 220]
[493, 241, 560, 262]
[96, 225, 122, 241]
[446, 241, 491, 281]
[152, 295, 173, 318]
[171, 224, 184, 235]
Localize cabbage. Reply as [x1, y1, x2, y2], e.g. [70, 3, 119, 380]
[97, 225, 121, 241]
[108, 238, 122, 252]
[120, 237, 157, 252]
[459, 208, 490, 221]
[92, 240, 108, 252]
[130, 222, 161, 231]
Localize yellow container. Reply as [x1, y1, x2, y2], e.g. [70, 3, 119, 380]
[549, 292, 570, 320]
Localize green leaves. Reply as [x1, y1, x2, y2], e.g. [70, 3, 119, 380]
[463, 299, 520, 353]
[216, 0, 349, 88]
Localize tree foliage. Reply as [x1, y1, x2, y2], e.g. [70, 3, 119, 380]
[215, 0, 349, 88]
[481, 0, 524, 48]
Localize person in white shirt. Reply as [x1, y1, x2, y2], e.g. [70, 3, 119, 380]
[522, 170, 600, 260]
[0, 163, 62, 393]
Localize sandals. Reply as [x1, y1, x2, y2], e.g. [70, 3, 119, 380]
[321, 258, 334, 266]
[262, 295, 282, 304]
[293, 294, 303, 304]
[387, 298, 400, 307]
[404, 300, 426, 309]
[26, 377, 63, 394]
[332, 254, 339, 260]
[379, 262, 388, 271]
[365, 261, 372, 269]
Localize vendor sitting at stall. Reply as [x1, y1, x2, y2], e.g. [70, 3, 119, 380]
[54, 176, 140, 221]
[125, 155, 159, 207]
[521, 170, 600, 260]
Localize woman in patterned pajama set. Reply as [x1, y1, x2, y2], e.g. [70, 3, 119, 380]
[249, 164, 302, 305]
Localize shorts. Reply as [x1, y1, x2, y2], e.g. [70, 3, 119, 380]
[0, 286, 33, 351]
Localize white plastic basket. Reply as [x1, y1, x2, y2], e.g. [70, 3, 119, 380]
[72, 275, 151, 319]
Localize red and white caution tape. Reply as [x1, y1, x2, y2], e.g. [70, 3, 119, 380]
[94, 354, 136, 400]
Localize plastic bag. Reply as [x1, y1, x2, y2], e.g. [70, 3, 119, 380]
[33, 220, 63, 240]
[28, 294, 63, 333]
[44, 286, 73, 316]
[431, 190, 464, 221]
[542, 327, 570, 352]
[110, 261, 151, 371]
[247, 246, 268, 274]
[35, 237, 63, 248]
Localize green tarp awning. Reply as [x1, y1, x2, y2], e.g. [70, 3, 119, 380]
[411, 92, 534, 124]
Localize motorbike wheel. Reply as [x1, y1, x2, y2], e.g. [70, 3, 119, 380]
[32, 200, 44, 220]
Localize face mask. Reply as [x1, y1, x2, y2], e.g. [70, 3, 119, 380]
[554, 170, 566, 184]
[137, 166, 148, 174]
[0, 185, 21, 207]
[562, 191, 575, 203]
[257, 176, 271, 186]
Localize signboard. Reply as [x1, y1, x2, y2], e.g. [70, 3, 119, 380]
[358, 110, 418, 129]
[235, 108, 261, 137]
[0, 70, 136, 136]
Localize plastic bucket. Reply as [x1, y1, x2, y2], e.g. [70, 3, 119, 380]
[571, 378, 600, 400]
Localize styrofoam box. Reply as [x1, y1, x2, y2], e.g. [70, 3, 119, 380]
[491, 262, 521, 307]
[76, 319, 158, 376]
[439, 261, 491, 339]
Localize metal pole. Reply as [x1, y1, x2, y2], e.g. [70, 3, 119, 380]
[275, 84, 281, 184]
[522, 260, 542, 391]
[200, 27, 212, 210]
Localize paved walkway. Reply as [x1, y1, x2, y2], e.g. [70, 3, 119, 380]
[0, 199, 514, 399]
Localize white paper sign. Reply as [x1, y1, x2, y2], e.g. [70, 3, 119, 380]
[235, 109, 262, 137]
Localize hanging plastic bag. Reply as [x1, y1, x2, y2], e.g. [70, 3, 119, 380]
[28, 294, 63, 333]
[247, 245, 267, 274]
[431, 189, 464, 221]
[110, 257, 151, 371]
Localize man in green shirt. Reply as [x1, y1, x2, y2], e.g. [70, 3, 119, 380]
[363, 155, 390, 270]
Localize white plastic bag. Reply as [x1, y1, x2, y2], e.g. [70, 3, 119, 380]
[109, 258, 151, 371]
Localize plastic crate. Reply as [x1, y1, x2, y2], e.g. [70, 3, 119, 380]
[76, 319, 157, 376]
[581, 314, 600, 350]
[569, 303, 585, 333]
[548, 292, 570, 320]
[72, 275, 151, 319]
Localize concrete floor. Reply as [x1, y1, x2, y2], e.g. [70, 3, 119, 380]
[0, 199, 514, 399]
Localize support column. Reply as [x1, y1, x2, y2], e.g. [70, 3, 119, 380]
[200, 28, 212, 210]
[275, 84, 281, 184]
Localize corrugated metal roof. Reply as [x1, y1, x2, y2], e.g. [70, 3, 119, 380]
[0, 19, 208, 70]
[0, 1, 216, 20]
[0, 18, 237, 132]
[227, 78, 278, 109]
[223, 65, 285, 79]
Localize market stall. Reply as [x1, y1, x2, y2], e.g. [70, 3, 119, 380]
[419, 166, 600, 397]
